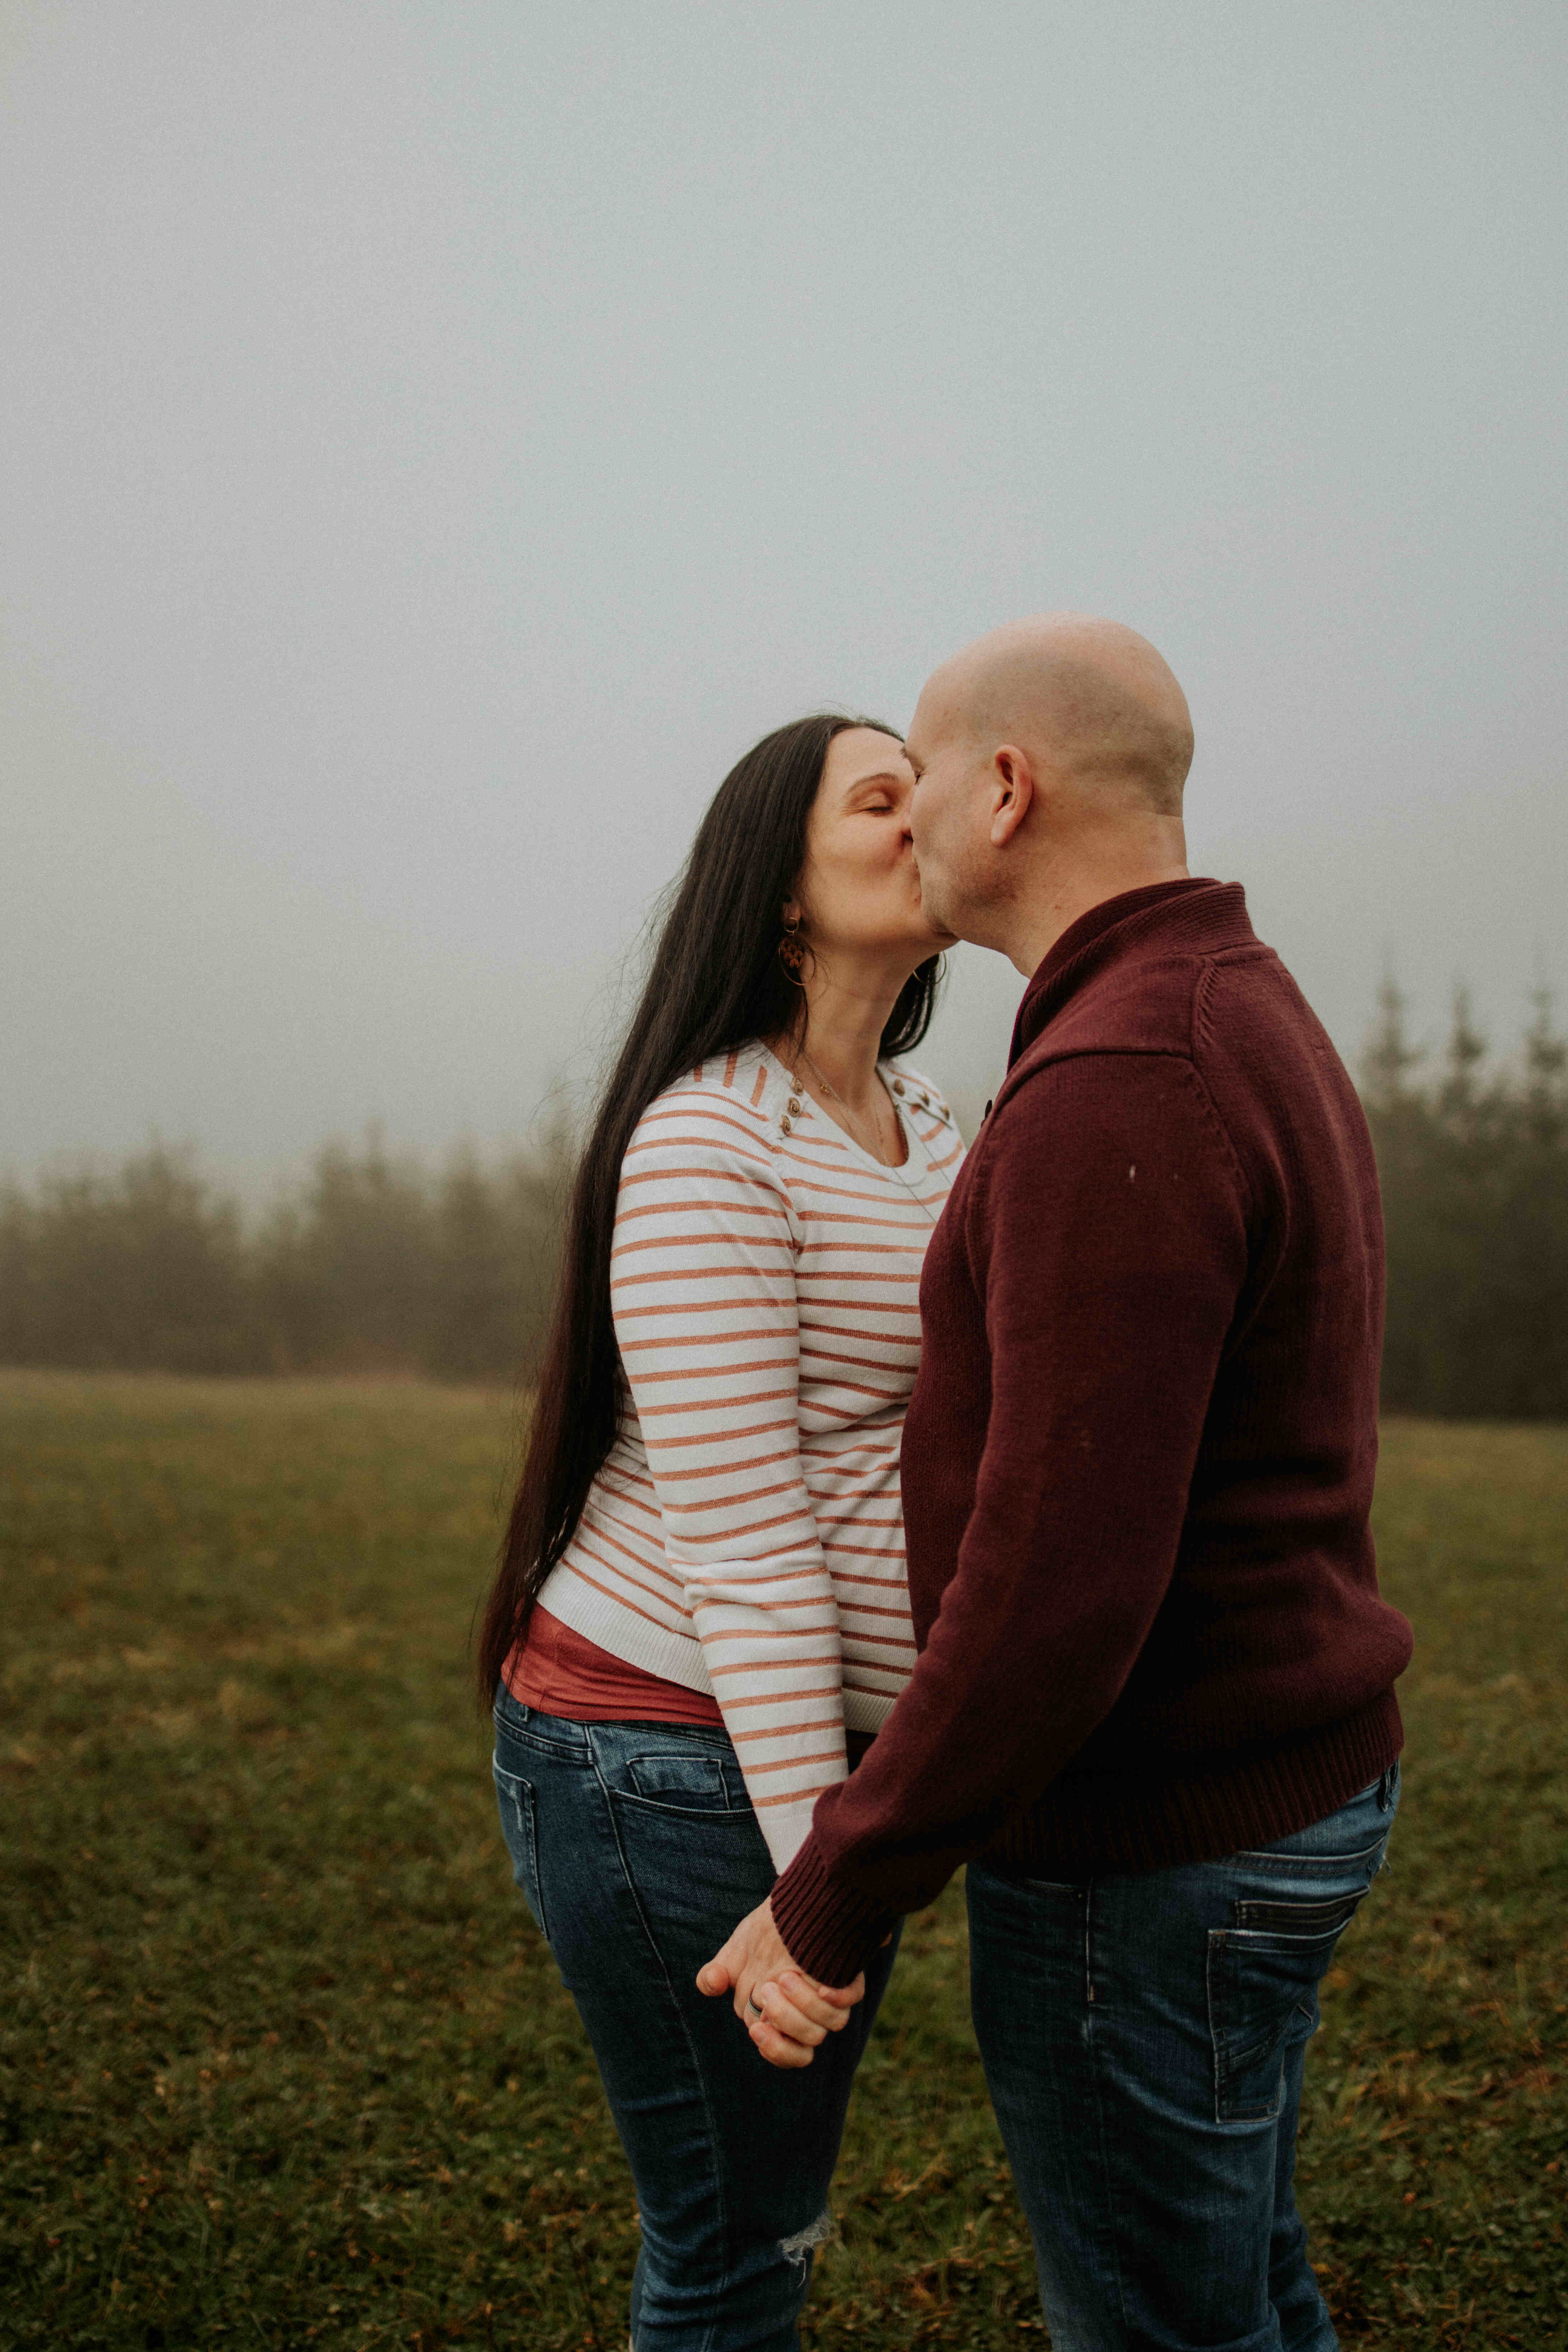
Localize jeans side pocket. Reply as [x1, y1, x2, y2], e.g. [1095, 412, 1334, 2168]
[494, 1762, 549, 1941]
[1207, 1901, 1361, 2125]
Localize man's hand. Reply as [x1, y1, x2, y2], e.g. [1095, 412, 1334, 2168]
[697, 1899, 864, 2069]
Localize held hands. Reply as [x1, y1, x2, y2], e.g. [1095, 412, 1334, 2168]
[697, 1899, 865, 2070]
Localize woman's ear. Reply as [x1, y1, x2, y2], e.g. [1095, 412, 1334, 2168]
[781, 898, 803, 928]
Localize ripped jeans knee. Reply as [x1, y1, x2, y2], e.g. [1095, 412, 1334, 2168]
[777, 2206, 834, 2277]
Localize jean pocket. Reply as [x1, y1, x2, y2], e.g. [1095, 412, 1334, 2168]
[1207, 1888, 1366, 2123]
[606, 1779, 774, 1948]
[623, 1752, 744, 1814]
[493, 1762, 549, 1940]
[1232, 1890, 1368, 1935]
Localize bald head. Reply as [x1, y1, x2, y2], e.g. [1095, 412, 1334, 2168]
[905, 613, 1195, 972]
[924, 613, 1193, 815]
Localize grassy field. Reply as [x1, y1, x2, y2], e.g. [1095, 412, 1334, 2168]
[1, 1373, 1564, 2351]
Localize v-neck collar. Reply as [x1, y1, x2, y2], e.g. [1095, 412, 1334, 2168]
[757, 1041, 928, 1182]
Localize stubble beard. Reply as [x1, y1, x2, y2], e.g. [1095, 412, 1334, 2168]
[911, 852, 954, 944]
[914, 844, 989, 952]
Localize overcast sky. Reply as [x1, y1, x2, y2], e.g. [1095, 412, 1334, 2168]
[3, 2, 1564, 1198]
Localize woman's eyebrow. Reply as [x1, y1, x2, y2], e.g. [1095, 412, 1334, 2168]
[844, 769, 908, 793]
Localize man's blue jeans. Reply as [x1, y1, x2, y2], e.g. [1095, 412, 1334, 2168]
[967, 1767, 1399, 2352]
[492, 1689, 899, 2352]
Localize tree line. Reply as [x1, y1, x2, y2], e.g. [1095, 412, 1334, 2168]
[3, 993, 1565, 1415]
[1362, 986, 1567, 1419]
[0, 1133, 569, 1383]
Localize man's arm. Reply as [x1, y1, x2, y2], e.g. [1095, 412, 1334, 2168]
[765, 1050, 1251, 1988]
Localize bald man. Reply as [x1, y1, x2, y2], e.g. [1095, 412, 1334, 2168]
[704, 615, 1412, 2351]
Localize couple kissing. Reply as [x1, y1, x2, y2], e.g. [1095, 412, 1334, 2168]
[479, 613, 1413, 2352]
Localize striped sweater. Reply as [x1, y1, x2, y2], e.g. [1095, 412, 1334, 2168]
[534, 1038, 964, 1868]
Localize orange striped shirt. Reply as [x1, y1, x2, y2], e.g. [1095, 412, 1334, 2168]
[533, 1038, 963, 1868]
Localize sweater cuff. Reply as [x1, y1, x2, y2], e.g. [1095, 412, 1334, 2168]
[769, 1830, 893, 1987]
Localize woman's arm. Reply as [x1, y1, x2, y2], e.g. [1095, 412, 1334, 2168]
[607, 1101, 845, 1869]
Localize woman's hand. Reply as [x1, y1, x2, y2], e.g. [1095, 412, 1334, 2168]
[698, 1900, 865, 2069]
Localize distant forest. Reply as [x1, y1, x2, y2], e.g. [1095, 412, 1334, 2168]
[1362, 985, 1567, 1418]
[0, 1134, 570, 1386]
[3, 991, 1565, 1417]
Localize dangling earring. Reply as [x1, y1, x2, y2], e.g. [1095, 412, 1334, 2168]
[778, 914, 806, 981]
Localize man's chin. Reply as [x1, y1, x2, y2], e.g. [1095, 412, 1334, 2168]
[912, 875, 953, 941]
[915, 896, 961, 949]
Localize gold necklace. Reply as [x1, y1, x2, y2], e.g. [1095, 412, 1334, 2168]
[795, 1045, 937, 1225]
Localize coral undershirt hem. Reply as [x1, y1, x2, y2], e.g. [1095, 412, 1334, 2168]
[504, 1604, 876, 1767]
[504, 1604, 725, 1728]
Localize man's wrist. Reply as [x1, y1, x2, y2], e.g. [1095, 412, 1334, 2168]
[769, 1833, 893, 1987]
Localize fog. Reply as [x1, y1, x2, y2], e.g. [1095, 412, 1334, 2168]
[3, 3, 1564, 1198]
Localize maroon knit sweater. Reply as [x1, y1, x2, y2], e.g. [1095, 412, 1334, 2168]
[770, 878, 1414, 1986]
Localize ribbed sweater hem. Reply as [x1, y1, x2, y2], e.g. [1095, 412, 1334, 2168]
[534, 1567, 715, 1690]
[985, 1691, 1404, 1880]
[536, 1567, 898, 1735]
[771, 1692, 1403, 1986]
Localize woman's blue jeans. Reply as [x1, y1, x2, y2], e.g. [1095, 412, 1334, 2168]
[492, 1690, 898, 2352]
[966, 1766, 1400, 2352]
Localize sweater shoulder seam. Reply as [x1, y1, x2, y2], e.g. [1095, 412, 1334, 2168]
[1190, 966, 1256, 1213]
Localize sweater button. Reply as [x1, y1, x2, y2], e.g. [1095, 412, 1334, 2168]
[892, 1079, 905, 1096]
[787, 1096, 802, 1115]
[780, 1116, 792, 1134]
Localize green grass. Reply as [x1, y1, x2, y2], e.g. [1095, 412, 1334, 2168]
[1, 1375, 1564, 2351]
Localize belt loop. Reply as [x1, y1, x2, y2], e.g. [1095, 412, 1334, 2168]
[1376, 1763, 1397, 1812]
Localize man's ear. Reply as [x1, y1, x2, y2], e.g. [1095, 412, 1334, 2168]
[990, 746, 1034, 847]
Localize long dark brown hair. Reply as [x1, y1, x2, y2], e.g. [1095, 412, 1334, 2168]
[477, 712, 943, 1697]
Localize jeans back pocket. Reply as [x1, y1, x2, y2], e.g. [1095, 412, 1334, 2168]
[1207, 1887, 1366, 2123]
[624, 1751, 739, 1812]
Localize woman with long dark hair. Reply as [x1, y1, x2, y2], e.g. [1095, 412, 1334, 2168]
[479, 714, 962, 2350]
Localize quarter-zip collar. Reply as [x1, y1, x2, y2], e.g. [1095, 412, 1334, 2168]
[1008, 878, 1256, 1067]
